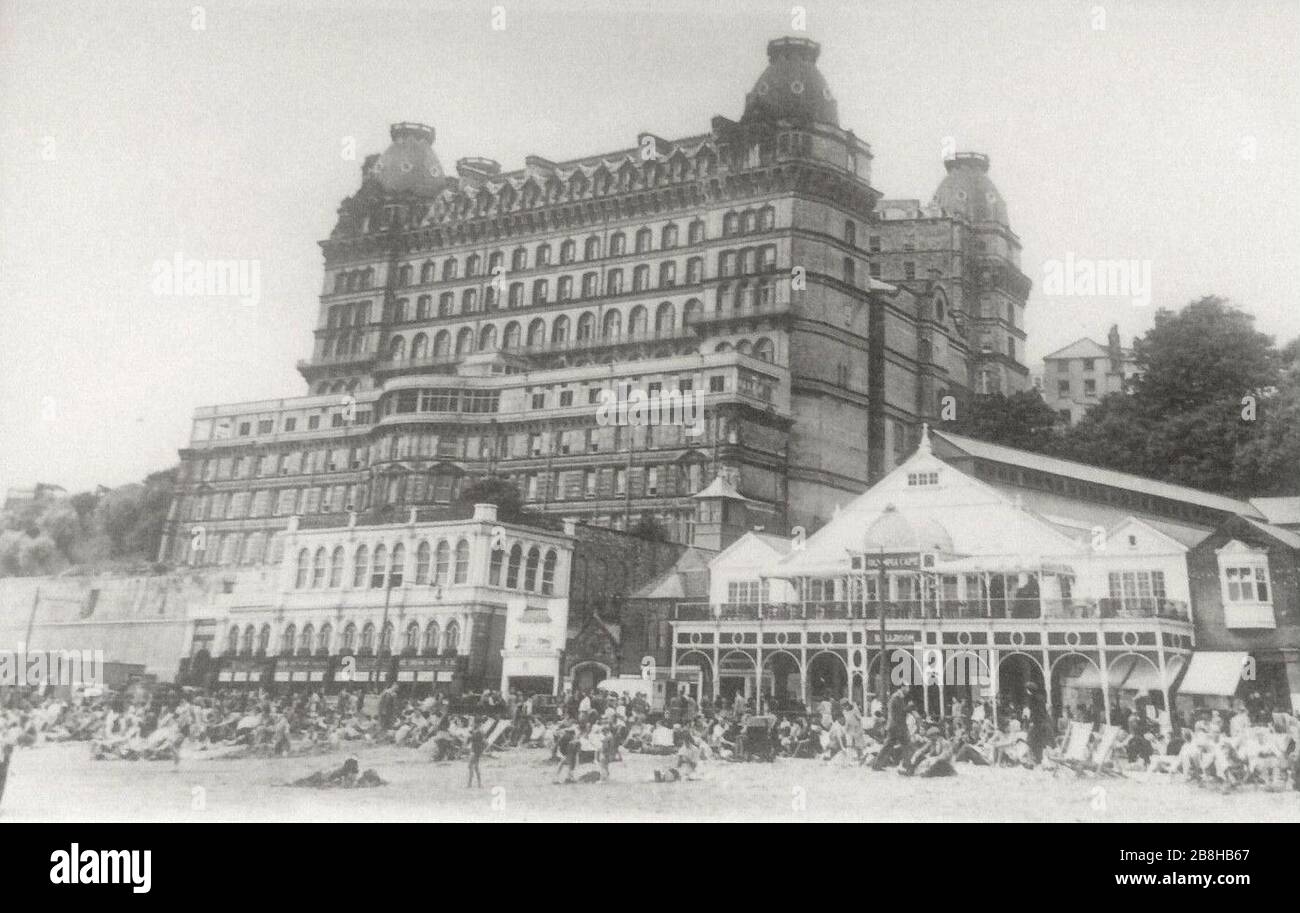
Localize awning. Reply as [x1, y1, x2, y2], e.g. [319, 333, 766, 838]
[1177, 652, 1249, 697]
[932, 556, 1076, 577]
[1061, 656, 1165, 692]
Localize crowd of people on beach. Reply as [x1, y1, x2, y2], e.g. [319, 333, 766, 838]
[2, 679, 1298, 793]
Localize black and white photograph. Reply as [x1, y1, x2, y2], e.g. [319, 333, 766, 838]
[1, 0, 1298, 871]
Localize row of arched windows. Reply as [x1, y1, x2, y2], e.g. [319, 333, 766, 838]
[383, 299, 706, 362]
[721, 206, 776, 237]
[224, 618, 460, 657]
[489, 543, 558, 595]
[712, 337, 776, 361]
[333, 268, 375, 293]
[293, 538, 472, 590]
[374, 220, 719, 293]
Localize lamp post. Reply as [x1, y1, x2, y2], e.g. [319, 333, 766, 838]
[877, 545, 888, 709]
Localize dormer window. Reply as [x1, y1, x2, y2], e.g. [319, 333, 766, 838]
[1216, 540, 1275, 629]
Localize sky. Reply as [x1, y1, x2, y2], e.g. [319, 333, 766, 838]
[1, 0, 1297, 496]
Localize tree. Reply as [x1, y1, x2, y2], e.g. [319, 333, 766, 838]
[1054, 297, 1281, 493]
[1233, 359, 1300, 496]
[457, 475, 525, 521]
[630, 515, 670, 542]
[939, 390, 1061, 453]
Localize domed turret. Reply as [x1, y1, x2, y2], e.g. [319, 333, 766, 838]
[741, 37, 839, 127]
[930, 153, 1008, 225]
[370, 122, 447, 196]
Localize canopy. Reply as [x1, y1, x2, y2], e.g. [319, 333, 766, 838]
[932, 556, 1076, 577]
[1176, 652, 1249, 697]
[1060, 655, 1165, 692]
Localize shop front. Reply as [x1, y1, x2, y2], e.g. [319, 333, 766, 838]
[395, 654, 466, 696]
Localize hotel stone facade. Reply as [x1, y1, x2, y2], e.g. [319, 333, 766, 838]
[158, 36, 1030, 570]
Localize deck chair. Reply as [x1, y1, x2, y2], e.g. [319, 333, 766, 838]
[1048, 721, 1094, 776]
[1084, 724, 1126, 777]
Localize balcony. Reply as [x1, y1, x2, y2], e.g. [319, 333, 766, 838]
[674, 597, 1190, 623]
[1223, 603, 1276, 629]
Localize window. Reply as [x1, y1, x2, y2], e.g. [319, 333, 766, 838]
[1223, 565, 1270, 603]
[506, 544, 522, 588]
[541, 550, 557, 595]
[434, 540, 450, 584]
[906, 472, 939, 486]
[709, 375, 725, 393]
[1108, 570, 1167, 610]
[524, 547, 540, 591]
[1084, 379, 1097, 395]
[728, 580, 769, 604]
[454, 539, 469, 584]
[1058, 380, 1070, 395]
[1082, 358, 1095, 371]
[531, 392, 545, 410]
[903, 261, 915, 280]
[489, 547, 505, 586]
[370, 545, 388, 588]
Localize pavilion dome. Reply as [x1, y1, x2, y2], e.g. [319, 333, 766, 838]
[930, 153, 1009, 225]
[862, 504, 953, 554]
[370, 122, 448, 196]
[741, 37, 839, 127]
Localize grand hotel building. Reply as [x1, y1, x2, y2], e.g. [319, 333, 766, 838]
[159, 36, 1031, 568]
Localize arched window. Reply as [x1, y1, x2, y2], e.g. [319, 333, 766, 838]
[506, 544, 523, 588]
[341, 623, 357, 653]
[576, 312, 595, 341]
[462, 289, 478, 313]
[659, 261, 676, 287]
[532, 278, 548, 304]
[527, 318, 546, 347]
[535, 243, 551, 266]
[683, 298, 702, 326]
[257, 624, 271, 655]
[299, 624, 314, 656]
[609, 232, 626, 256]
[489, 547, 505, 586]
[226, 625, 240, 656]
[442, 258, 458, 280]
[503, 321, 521, 350]
[403, 621, 420, 654]
[420, 261, 435, 284]
[635, 228, 652, 253]
[524, 546, 541, 591]
[511, 247, 528, 271]
[370, 544, 388, 588]
[479, 324, 498, 350]
[557, 275, 573, 300]
[433, 330, 450, 356]
[754, 337, 774, 362]
[582, 272, 598, 297]
[508, 282, 524, 308]
[241, 625, 255, 656]
[325, 546, 343, 587]
[422, 621, 440, 654]
[455, 327, 474, 354]
[584, 236, 601, 260]
[632, 264, 649, 291]
[317, 623, 332, 655]
[434, 540, 450, 584]
[661, 223, 678, 248]
[688, 220, 705, 244]
[360, 622, 375, 654]
[551, 314, 570, 344]
[295, 549, 310, 588]
[606, 268, 623, 294]
[466, 253, 481, 277]
[388, 335, 406, 361]
[723, 212, 740, 236]
[655, 301, 675, 335]
[443, 621, 460, 654]
[411, 333, 428, 360]
[454, 539, 470, 584]
[389, 542, 405, 586]
[415, 540, 431, 584]
[311, 547, 327, 588]
[542, 549, 558, 595]
[438, 293, 453, 317]
[628, 306, 648, 337]
[686, 257, 703, 284]
[602, 309, 622, 339]
[379, 621, 394, 655]
[560, 239, 576, 263]
[352, 544, 369, 588]
[842, 257, 855, 285]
